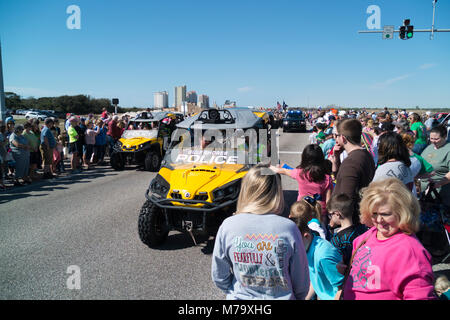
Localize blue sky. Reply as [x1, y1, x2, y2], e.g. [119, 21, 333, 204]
[1, 0, 449, 109]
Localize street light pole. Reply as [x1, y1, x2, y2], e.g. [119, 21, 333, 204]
[0, 39, 6, 121]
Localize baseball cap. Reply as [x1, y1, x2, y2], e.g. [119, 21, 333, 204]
[5, 117, 15, 124]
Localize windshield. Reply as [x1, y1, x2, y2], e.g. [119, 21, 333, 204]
[121, 129, 158, 139]
[286, 113, 303, 120]
[163, 129, 266, 166]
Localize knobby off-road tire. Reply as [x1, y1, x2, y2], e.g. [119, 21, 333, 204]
[138, 201, 168, 248]
[144, 151, 161, 172]
[110, 152, 125, 171]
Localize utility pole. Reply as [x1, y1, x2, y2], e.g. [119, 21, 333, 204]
[0, 39, 6, 121]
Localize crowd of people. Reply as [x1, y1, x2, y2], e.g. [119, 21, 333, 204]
[2, 105, 449, 300]
[0, 108, 129, 190]
[211, 107, 450, 300]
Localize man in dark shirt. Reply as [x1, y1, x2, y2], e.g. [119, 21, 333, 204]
[330, 119, 375, 224]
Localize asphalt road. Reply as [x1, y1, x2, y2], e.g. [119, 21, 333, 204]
[1, 129, 448, 299]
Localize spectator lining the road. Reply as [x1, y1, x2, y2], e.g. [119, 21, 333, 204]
[290, 196, 326, 240]
[409, 113, 428, 155]
[107, 115, 122, 156]
[420, 125, 450, 208]
[9, 125, 32, 186]
[341, 178, 436, 300]
[94, 119, 107, 165]
[0, 120, 8, 190]
[22, 121, 41, 180]
[327, 193, 368, 266]
[435, 275, 450, 300]
[83, 120, 100, 169]
[290, 198, 344, 300]
[68, 117, 81, 173]
[372, 132, 414, 191]
[211, 164, 310, 300]
[270, 144, 333, 226]
[40, 118, 57, 179]
[330, 119, 375, 225]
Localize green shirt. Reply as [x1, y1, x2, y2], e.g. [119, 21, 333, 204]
[412, 153, 434, 175]
[316, 131, 326, 143]
[410, 122, 427, 145]
[421, 142, 450, 206]
[68, 126, 78, 143]
[22, 131, 40, 152]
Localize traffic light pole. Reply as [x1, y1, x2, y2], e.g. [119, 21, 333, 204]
[0, 39, 6, 121]
[358, 29, 450, 34]
[431, 0, 437, 40]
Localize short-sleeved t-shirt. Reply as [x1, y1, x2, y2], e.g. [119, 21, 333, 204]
[373, 161, 414, 188]
[40, 126, 56, 148]
[289, 168, 333, 215]
[307, 235, 344, 300]
[412, 153, 434, 175]
[68, 126, 78, 143]
[330, 224, 369, 266]
[421, 142, 450, 207]
[410, 122, 427, 145]
[22, 131, 40, 152]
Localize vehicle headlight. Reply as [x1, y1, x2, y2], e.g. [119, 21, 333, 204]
[212, 179, 241, 201]
[149, 174, 170, 198]
[283, 121, 288, 125]
[114, 141, 123, 151]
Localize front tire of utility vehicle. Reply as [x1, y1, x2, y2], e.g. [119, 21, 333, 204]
[138, 200, 169, 248]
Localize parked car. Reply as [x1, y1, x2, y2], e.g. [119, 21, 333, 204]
[14, 109, 28, 115]
[25, 111, 48, 121]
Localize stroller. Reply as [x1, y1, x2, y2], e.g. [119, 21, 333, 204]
[417, 182, 450, 263]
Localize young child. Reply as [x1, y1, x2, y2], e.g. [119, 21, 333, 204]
[435, 275, 450, 300]
[83, 121, 99, 169]
[290, 200, 344, 300]
[315, 123, 326, 144]
[309, 125, 318, 144]
[270, 144, 333, 226]
[55, 136, 65, 173]
[290, 196, 326, 239]
[327, 193, 368, 266]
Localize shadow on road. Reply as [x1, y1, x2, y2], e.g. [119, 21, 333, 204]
[0, 166, 118, 205]
[153, 232, 216, 254]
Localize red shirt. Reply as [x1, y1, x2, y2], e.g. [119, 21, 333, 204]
[107, 121, 122, 139]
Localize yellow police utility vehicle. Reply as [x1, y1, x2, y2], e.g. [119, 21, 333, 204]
[110, 111, 177, 171]
[138, 108, 273, 248]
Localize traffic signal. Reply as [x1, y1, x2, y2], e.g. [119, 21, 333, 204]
[399, 26, 406, 39]
[406, 25, 414, 39]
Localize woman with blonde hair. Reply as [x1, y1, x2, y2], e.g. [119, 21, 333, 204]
[211, 164, 310, 300]
[340, 178, 436, 300]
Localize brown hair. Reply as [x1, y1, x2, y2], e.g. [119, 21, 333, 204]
[337, 119, 362, 145]
[290, 198, 321, 234]
[327, 193, 354, 219]
[401, 132, 415, 150]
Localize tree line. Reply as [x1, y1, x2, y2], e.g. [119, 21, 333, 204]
[5, 92, 142, 115]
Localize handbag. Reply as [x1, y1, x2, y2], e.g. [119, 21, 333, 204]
[335, 236, 369, 300]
